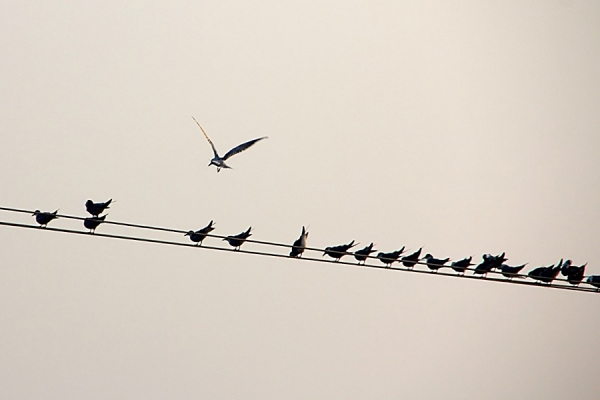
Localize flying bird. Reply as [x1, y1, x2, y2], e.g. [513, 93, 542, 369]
[223, 227, 252, 250]
[86, 199, 112, 217]
[84, 214, 107, 233]
[192, 117, 267, 172]
[33, 210, 59, 227]
[354, 243, 376, 264]
[289, 226, 309, 258]
[499, 263, 527, 280]
[401, 248, 422, 269]
[185, 220, 215, 246]
[323, 241, 356, 261]
[376, 247, 405, 267]
[422, 254, 449, 272]
[451, 256, 472, 275]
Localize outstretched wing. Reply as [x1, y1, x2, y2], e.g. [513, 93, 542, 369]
[222, 136, 268, 160]
[192, 116, 219, 158]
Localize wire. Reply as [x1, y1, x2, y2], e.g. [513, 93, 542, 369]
[0, 212, 597, 294]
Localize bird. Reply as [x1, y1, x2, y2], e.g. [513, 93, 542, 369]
[401, 248, 422, 269]
[185, 220, 215, 246]
[499, 263, 527, 279]
[84, 214, 107, 233]
[473, 253, 507, 277]
[450, 256, 472, 275]
[192, 117, 268, 172]
[32, 210, 59, 227]
[289, 226, 309, 258]
[528, 261, 562, 284]
[561, 261, 587, 286]
[354, 243, 376, 264]
[223, 227, 252, 250]
[376, 247, 405, 267]
[323, 241, 356, 261]
[422, 254, 449, 272]
[586, 276, 600, 290]
[86, 199, 112, 217]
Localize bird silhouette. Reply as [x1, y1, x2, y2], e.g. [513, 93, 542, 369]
[223, 227, 252, 250]
[422, 254, 449, 272]
[376, 247, 405, 267]
[528, 260, 562, 284]
[560, 260, 586, 286]
[32, 210, 59, 227]
[289, 226, 309, 258]
[499, 263, 527, 279]
[192, 117, 267, 172]
[354, 243, 376, 264]
[586, 275, 600, 290]
[185, 220, 215, 246]
[401, 248, 422, 269]
[86, 199, 112, 217]
[473, 253, 507, 277]
[450, 256, 472, 275]
[84, 214, 107, 233]
[323, 241, 356, 261]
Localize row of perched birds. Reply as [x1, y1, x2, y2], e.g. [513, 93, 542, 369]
[31, 200, 600, 291]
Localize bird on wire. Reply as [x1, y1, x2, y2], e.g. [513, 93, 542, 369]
[499, 263, 527, 280]
[473, 252, 507, 277]
[86, 199, 112, 217]
[185, 220, 216, 246]
[528, 260, 562, 284]
[354, 243, 376, 265]
[192, 117, 268, 172]
[401, 248, 422, 269]
[223, 227, 252, 250]
[586, 276, 600, 290]
[289, 226, 309, 258]
[32, 209, 59, 227]
[376, 247, 405, 267]
[84, 214, 107, 233]
[560, 260, 587, 286]
[423, 254, 450, 273]
[323, 240, 357, 261]
[450, 256, 472, 275]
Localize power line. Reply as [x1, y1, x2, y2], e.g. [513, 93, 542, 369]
[0, 208, 597, 294]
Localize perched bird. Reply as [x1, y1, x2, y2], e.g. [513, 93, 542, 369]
[528, 261, 562, 284]
[223, 227, 252, 250]
[289, 226, 309, 258]
[354, 243, 376, 264]
[586, 275, 600, 290]
[192, 117, 267, 172]
[473, 253, 507, 276]
[499, 263, 527, 279]
[84, 214, 107, 233]
[451, 256, 472, 275]
[323, 241, 356, 261]
[86, 199, 112, 217]
[32, 210, 59, 227]
[185, 220, 216, 246]
[562, 261, 587, 286]
[422, 254, 449, 272]
[401, 248, 422, 269]
[560, 259, 574, 277]
[376, 247, 405, 267]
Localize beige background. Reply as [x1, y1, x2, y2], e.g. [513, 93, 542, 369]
[1, 1, 599, 399]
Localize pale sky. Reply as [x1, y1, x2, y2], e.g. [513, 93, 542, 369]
[1, 1, 600, 399]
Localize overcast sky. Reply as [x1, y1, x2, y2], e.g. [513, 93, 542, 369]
[1, 1, 600, 399]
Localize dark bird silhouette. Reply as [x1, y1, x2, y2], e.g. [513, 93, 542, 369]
[185, 220, 215, 246]
[499, 263, 527, 279]
[192, 117, 268, 172]
[289, 226, 309, 258]
[32, 210, 59, 227]
[323, 241, 356, 261]
[84, 214, 107, 233]
[354, 243, 376, 264]
[423, 254, 449, 272]
[86, 199, 112, 217]
[377, 247, 406, 267]
[450, 256, 472, 275]
[473, 253, 507, 277]
[561, 261, 587, 286]
[528, 260, 562, 284]
[223, 227, 252, 250]
[401, 248, 422, 269]
[586, 275, 600, 290]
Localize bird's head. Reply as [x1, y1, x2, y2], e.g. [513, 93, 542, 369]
[32, 210, 40, 216]
[185, 231, 194, 237]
